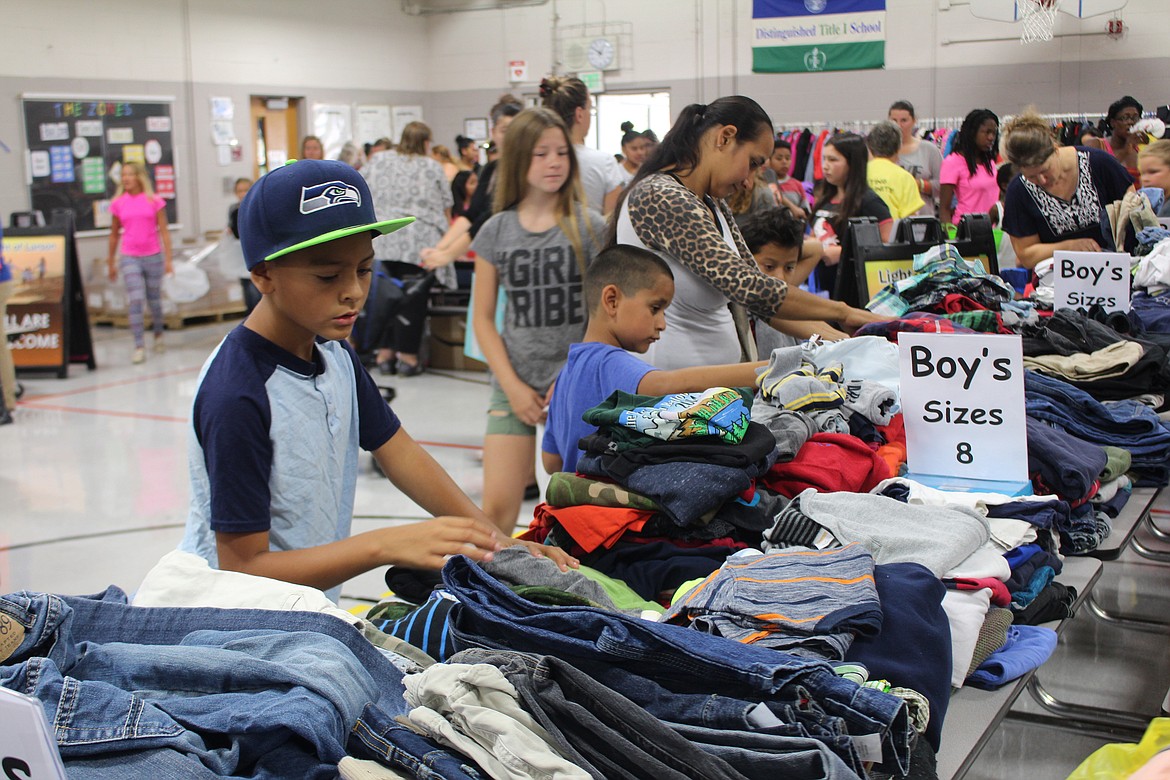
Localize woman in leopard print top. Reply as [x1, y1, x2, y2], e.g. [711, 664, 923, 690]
[611, 95, 883, 370]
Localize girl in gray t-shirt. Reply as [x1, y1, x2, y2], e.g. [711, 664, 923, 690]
[470, 107, 605, 535]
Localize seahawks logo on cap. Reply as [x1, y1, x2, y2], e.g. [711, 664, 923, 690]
[300, 181, 361, 214]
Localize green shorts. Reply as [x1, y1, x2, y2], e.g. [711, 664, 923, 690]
[486, 386, 538, 437]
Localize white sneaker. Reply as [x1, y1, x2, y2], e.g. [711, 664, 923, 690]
[132, 347, 146, 364]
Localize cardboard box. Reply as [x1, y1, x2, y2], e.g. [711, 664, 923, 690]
[428, 312, 487, 372]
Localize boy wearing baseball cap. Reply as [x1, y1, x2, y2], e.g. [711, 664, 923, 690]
[179, 160, 573, 600]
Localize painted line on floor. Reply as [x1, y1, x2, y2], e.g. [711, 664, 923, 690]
[16, 403, 190, 423]
[15, 401, 485, 451]
[19, 365, 203, 402]
[0, 522, 187, 552]
[414, 439, 483, 451]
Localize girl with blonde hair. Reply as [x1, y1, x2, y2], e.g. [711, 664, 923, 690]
[1138, 140, 1170, 218]
[471, 107, 605, 533]
[106, 162, 173, 363]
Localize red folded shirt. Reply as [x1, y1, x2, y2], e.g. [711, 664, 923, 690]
[531, 502, 653, 553]
[762, 433, 892, 498]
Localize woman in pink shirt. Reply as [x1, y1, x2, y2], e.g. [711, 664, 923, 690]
[107, 162, 172, 363]
[939, 109, 1000, 227]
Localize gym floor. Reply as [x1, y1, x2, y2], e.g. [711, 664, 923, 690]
[2, 318, 1166, 779]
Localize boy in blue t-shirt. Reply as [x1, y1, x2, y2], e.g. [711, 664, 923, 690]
[542, 245, 766, 474]
[181, 160, 572, 599]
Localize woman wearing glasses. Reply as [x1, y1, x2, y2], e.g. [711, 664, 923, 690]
[1085, 96, 1146, 180]
[1000, 110, 1134, 269]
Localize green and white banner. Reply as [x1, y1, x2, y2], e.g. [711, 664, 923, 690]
[753, 0, 886, 74]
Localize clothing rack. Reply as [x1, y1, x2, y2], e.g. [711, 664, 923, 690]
[773, 111, 1113, 136]
[772, 119, 885, 134]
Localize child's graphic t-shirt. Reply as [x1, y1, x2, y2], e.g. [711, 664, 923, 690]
[472, 208, 606, 393]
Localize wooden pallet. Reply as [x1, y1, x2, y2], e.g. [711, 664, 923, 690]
[89, 305, 246, 331]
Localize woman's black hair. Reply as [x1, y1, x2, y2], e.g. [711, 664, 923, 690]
[956, 108, 999, 177]
[996, 162, 1014, 191]
[451, 170, 475, 218]
[608, 96, 773, 243]
[620, 121, 642, 148]
[641, 128, 659, 143]
[456, 135, 476, 153]
[1105, 95, 1143, 124]
[811, 132, 870, 234]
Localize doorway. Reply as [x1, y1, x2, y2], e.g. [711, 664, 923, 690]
[250, 97, 303, 180]
[585, 91, 671, 156]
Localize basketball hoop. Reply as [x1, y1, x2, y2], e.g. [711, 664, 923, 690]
[1019, 0, 1060, 43]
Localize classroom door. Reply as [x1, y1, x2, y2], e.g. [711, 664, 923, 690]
[250, 97, 303, 180]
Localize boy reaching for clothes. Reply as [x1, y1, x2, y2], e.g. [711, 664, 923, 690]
[542, 244, 767, 475]
[180, 159, 574, 601]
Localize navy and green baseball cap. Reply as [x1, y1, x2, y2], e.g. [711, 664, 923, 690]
[238, 159, 414, 270]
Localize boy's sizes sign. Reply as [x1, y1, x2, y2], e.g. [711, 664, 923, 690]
[898, 333, 1028, 483]
[1053, 251, 1131, 313]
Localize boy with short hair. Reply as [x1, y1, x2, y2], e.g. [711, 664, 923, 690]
[180, 159, 570, 600]
[541, 245, 766, 474]
[866, 121, 925, 220]
[738, 209, 849, 355]
[767, 138, 809, 219]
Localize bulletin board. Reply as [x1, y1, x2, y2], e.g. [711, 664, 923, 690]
[21, 94, 179, 234]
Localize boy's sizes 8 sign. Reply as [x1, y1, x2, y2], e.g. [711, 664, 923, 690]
[898, 333, 1028, 482]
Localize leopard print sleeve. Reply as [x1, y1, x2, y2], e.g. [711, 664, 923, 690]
[627, 174, 787, 320]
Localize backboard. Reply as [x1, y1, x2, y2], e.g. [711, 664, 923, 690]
[968, 0, 1126, 21]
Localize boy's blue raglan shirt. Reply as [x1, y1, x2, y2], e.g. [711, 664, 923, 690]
[180, 325, 399, 592]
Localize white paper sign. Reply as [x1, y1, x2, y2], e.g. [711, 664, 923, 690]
[146, 116, 171, 133]
[1053, 251, 1131, 313]
[209, 96, 234, 120]
[391, 105, 423, 145]
[508, 59, 528, 82]
[210, 120, 234, 146]
[106, 127, 134, 144]
[30, 150, 51, 177]
[898, 333, 1028, 482]
[76, 120, 103, 137]
[356, 105, 392, 146]
[40, 122, 69, 142]
[0, 686, 68, 780]
[71, 136, 90, 159]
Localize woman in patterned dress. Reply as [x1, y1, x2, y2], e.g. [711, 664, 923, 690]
[362, 121, 454, 375]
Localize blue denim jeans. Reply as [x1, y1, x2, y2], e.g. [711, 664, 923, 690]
[0, 587, 481, 779]
[1025, 370, 1170, 484]
[664, 721, 858, 780]
[442, 557, 911, 773]
[553, 661, 858, 772]
[454, 648, 750, 780]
